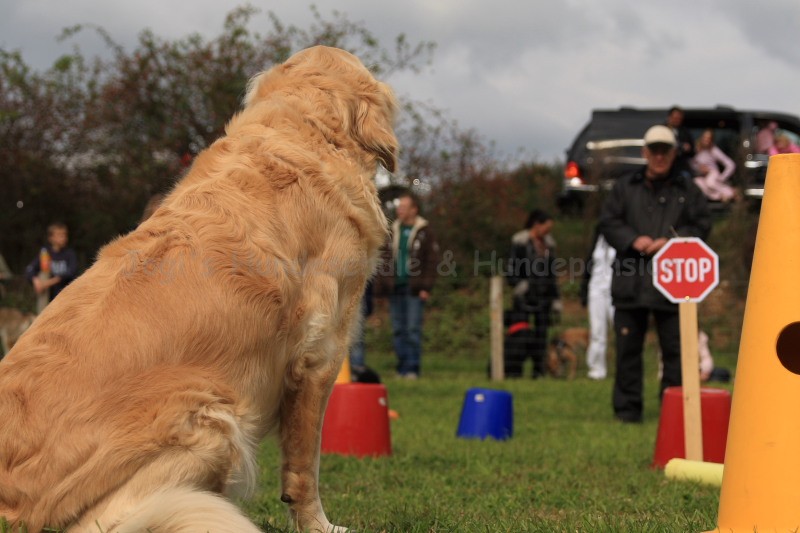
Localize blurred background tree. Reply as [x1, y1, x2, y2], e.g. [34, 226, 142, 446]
[0, 4, 561, 281]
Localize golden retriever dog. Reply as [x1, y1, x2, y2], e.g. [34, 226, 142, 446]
[0, 46, 397, 533]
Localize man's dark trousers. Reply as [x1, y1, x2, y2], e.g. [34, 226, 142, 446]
[612, 307, 682, 421]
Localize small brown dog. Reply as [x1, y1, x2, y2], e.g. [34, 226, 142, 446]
[0, 308, 36, 357]
[547, 327, 589, 380]
[0, 46, 397, 533]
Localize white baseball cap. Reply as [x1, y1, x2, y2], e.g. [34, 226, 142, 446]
[643, 125, 677, 147]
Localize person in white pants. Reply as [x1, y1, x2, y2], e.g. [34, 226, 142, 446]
[584, 233, 615, 380]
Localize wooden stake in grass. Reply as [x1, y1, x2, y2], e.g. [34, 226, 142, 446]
[490, 275, 504, 381]
[36, 247, 51, 314]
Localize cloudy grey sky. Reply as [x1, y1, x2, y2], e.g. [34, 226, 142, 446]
[2, 0, 800, 162]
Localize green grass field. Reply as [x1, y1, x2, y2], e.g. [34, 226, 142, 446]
[242, 286, 737, 533]
[0, 287, 736, 533]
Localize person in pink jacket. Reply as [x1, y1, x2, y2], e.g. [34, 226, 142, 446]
[768, 133, 800, 155]
[691, 129, 737, 202]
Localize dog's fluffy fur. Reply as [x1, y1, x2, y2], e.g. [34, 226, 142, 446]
[0, 46, 397, 533]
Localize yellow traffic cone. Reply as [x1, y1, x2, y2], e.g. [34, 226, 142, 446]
[335, 356, 351, 384]
[708, 154, 800, 532]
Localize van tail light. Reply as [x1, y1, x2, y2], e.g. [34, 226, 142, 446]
[564, 161, 584, 186]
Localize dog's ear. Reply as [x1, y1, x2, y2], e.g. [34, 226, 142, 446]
[353, 83, 399, 173]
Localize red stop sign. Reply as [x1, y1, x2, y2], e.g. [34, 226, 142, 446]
[652, 237, 719, 303]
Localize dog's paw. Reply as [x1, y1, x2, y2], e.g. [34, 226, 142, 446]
[299, 522, 349, 533]
[290, 508, 349, 533]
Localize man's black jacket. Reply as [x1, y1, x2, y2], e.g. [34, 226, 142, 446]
[598, 165, 711, 310]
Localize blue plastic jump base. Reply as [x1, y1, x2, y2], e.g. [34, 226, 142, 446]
[456, 388, 513, 441]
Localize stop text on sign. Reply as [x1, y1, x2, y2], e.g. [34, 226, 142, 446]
[657, 257, 714, 284]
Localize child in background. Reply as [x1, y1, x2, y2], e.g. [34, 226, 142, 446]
[699, 330, 731, 383]
[768, 133, 800, 155]
[657, 330, 731, 384]
[691, 129, 737, 202]
[25, 222, 78, 307]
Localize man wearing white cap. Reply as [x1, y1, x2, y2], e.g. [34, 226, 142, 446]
[598, 125, 711, 423]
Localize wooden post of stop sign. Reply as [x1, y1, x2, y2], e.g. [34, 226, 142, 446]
[679, 300, 703, 461]
[652, 237, 719, 463]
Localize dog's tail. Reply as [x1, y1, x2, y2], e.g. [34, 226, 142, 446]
[111, 487, 263, 533]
